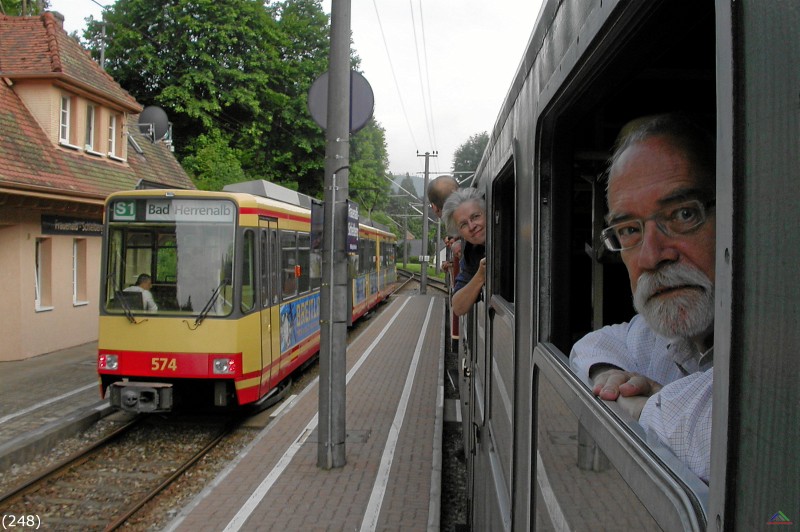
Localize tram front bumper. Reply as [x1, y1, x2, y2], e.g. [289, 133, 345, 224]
[109, 381, 173, 413]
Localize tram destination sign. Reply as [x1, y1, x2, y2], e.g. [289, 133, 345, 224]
[112, 199, 235, 223]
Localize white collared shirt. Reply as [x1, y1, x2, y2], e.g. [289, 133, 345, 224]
[570, 314, 712, 482]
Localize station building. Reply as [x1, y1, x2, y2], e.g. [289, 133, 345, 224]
[0, 12, 194, 361]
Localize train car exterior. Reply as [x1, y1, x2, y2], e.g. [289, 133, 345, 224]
[459, 1, 798, 530]
[97, 180, 397, 413]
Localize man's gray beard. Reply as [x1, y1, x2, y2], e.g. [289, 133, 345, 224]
[633, 263, 715, 340]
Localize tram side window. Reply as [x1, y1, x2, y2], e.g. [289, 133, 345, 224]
[358, 236, 367, 275]
[281, 230, 298, 300]
[367, 239, 376, 272]
[297, 232, 311, 294]
[260, 229, 270, 307]
[270, 229, 279, 305]
[241, 230, 256, 312]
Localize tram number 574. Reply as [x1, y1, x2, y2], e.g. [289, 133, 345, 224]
[151, 357, 177, 372]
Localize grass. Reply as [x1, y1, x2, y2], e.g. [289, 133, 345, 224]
[398, 262, 446, 281]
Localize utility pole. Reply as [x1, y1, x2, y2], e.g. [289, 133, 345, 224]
[403, 203, 408, 267]
[417, 151, 437, 294]
[318, 0, 351, 470]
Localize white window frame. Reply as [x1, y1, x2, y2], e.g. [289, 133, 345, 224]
[59, 96, 71, 144]
[35, 238, 54, 312]
[73, 238, 89, 306]
[85, 104, 94, 150]
[108, 114, 117, 156]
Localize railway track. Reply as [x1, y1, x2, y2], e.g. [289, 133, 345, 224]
[0, 415, 237, 531]
[396, 268, 450, 295]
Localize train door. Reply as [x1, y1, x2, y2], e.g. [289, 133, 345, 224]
[259, 219, 280, 394]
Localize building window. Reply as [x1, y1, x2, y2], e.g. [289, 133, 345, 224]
[73, 239, 88, 305]
[35, 238, 53, 311]
[85, 105, 95, 151]
[60, 96, 71, 144]
[108, 114, 117, 156]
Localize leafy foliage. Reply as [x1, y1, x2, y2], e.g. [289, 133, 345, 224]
[452, 131, 489, 182]
[80, 0, 393, 221]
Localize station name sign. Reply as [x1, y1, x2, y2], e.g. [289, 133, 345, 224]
[41, 215, 103, 236]
[347, 200, 359, 253]
[112, 199, 235, 223]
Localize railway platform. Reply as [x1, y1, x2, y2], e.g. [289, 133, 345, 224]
[0, 341, 108, 473]
[166, 293, 447, 531]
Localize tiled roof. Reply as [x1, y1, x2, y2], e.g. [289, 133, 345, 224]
[0, 13, 194, 199]
[0, 12, 140, 111]
[0, 81, 194, 197]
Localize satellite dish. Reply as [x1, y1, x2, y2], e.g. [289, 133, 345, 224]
[138, 106, 170, 142]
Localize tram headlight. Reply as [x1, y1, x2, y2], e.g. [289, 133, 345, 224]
[212, 357, 236, 375]
[99, 354, 119, 371]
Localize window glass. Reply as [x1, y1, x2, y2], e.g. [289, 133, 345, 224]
[281, 231, 298, 299]
[534, 370, 661, 530]
[35, 238, 52, 309]
[241, 230, 256, 312]
[260, 229, 270, 307]
[60, 96, 70, 143]
[73, 238, 88, 304]
[85, 105, 95, 150]
[298, 232, 310, 293]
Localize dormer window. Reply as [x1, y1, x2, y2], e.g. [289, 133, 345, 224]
[59, 96, 70, 143]
[85, 104, 95, 151]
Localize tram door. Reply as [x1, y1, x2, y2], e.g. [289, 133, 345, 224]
[259, 220, 281, 393]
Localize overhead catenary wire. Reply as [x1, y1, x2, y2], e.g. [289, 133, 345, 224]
[371, 0, 419, 153]
[408, 0, 435, 155]
[417, 1, 440, 173]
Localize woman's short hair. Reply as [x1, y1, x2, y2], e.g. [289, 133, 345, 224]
[442, 188, 485, 236]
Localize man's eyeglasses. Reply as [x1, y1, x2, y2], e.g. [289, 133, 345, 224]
[458, 211, 484, 232]
[601, 199, 715, 252]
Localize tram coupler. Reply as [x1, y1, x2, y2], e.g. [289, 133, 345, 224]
[108, 381, 173, 413]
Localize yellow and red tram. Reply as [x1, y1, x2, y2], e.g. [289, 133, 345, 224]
[97, 180, 397, 412]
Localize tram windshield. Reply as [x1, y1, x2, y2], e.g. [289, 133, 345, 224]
[103, 197, 236, 317]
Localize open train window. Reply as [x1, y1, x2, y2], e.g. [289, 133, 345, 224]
[491, 158, 515, 304]
[532, 0, 717, 528]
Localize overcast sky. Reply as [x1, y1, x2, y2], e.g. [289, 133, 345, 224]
[50, 0, 544, 179]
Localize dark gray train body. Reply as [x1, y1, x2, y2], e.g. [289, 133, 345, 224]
[458, 1, 798, 529]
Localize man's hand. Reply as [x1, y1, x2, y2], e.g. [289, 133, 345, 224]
[589, 366, 663, 420]
[591, 367, 663, 400]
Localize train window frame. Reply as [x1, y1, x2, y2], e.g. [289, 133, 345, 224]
[529, 0, 718, 528]
[490, 156, 516, 305]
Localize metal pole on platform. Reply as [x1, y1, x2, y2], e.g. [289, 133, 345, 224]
[417, 151, 436, 294]
[318, 0, 351, 470]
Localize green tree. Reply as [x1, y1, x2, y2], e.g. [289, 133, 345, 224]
[83, 0, 330, 194]
[452, 131, 488, 183]
[1, 0, 48, 16]
[349, 118, 391, 221]
[181, 131, 246, 191]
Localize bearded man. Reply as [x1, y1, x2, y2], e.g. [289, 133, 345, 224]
[570, 114, 715, 482]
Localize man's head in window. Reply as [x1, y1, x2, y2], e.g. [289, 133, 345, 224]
[603, 114, 715, 347]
